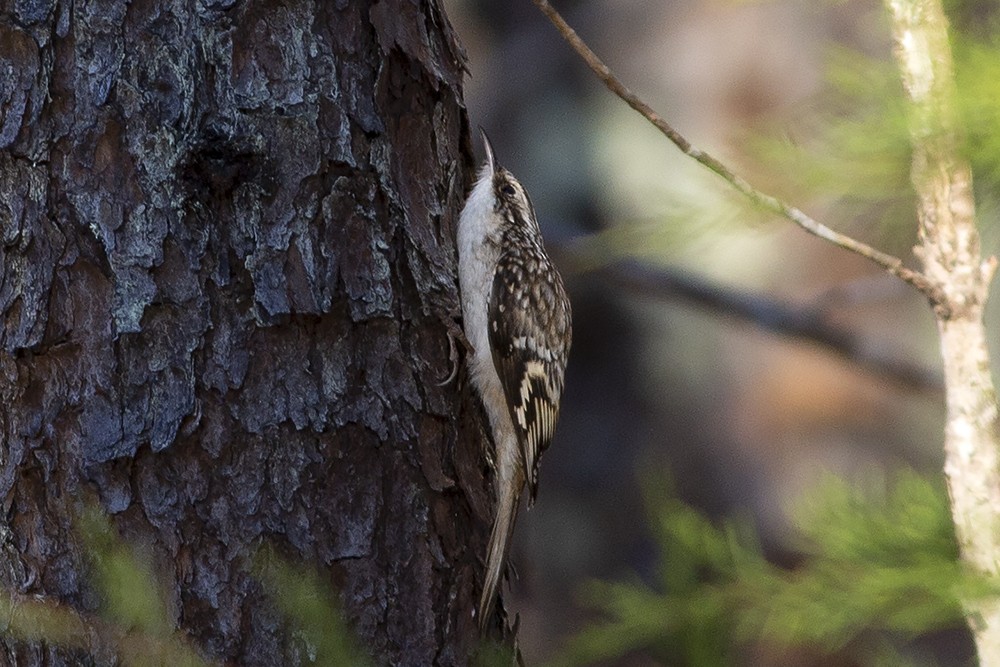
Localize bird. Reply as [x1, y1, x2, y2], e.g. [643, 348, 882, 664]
[457, 129, 572, 630]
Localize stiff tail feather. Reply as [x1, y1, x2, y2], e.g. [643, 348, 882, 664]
[478, 479, 522, 630]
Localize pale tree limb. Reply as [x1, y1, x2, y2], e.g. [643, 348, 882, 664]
[885, 1, 1000, 664]
[530, 0, 946, 308]
[533, 0, 1000, 663]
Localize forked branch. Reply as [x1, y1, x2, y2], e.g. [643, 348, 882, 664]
[530, 0, 945, 308]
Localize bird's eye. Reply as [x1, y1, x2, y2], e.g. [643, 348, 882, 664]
[500, 183, 516, 197]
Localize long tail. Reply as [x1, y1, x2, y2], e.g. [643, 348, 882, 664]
[478, 452, 523, 630]
[478, 482, 520, 630]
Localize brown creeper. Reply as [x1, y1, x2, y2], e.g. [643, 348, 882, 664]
[458, 130, 572, 629]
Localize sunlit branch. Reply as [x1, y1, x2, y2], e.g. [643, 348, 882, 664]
[531, 0, 945, 308]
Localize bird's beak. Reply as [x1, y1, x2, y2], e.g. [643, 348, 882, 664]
[479, 127, 499, 176]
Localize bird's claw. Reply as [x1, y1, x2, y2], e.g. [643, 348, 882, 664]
[437, 316, 472, 386]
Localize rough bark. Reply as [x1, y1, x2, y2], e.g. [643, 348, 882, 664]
[885, 1, 1000, 664]
[0, 1, 489, 665]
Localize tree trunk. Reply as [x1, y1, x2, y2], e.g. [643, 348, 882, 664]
[0, 1, 489, 664]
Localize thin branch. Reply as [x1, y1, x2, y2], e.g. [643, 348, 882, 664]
[595, 259, 941, 392]
[530, 0, 946, 308]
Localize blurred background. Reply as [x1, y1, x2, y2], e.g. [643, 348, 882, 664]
[443, 0, 1000, 664]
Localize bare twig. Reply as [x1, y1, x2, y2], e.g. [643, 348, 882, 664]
[530, 0, 945, 308]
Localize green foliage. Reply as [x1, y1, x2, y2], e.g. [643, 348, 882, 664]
[953, 36, 1000, 190]
[764, 47, 912, 195]
[0, 508, 211, 665]
[66, 506, 210, 666]
[254, 546, 371, 667]
[0, 508, 369, 667]
[750, 45, 917, 249]
[752, 19, 1000, 251]
[554, 472, 998, 666]
[77, 506, 174, 640]
[756, 11, 1000, 230]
